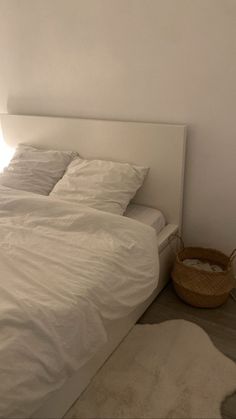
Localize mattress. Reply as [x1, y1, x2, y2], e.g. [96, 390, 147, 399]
[125, 203, 166, 235]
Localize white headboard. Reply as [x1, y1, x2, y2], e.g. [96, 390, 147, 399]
[0, 114, 186, 228]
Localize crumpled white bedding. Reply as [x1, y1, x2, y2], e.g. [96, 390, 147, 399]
[0, 185, 159, 418]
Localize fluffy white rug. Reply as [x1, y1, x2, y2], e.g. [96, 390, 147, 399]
[66, 320, 236, 419]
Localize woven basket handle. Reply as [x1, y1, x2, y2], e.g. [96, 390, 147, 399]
[229, 248, 236, 264]
[168, 233, 185, 256]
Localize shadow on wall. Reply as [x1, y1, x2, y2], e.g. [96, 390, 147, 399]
[7, 96, 105, 120]
[6, 96, 187, 125]
[7, 95, 69, 118]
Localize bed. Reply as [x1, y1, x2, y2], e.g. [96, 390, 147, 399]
[0, 114, 186, 418]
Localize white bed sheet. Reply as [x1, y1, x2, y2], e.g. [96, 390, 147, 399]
[0, 186, 159, 418]
[125, 203, 166, 235]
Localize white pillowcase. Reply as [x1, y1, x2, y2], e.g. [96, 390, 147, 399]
[50, 158, 149, 215]
[0, 144, 77, 195]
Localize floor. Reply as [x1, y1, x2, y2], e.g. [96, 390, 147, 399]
[138, 283, 236, 419]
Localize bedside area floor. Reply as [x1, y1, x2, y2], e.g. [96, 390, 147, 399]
[138, 282, 236, 419]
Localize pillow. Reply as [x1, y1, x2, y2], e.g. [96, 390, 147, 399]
[0, 144, 77, 195]
[50, 157, 149, 215]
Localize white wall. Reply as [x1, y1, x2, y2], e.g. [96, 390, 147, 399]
[0, 0, 235, 256]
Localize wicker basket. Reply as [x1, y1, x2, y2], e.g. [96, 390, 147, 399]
[170, 236, 236, 308]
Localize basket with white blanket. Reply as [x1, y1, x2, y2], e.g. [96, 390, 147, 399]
[170, 236, 236, 308]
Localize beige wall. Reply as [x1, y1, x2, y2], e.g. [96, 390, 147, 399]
[0, 0, 235, 256]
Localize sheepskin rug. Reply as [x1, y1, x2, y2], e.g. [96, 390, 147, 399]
[66, 320, 236, 419]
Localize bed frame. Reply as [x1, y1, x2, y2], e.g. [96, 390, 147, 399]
[0, 114, 186, 418]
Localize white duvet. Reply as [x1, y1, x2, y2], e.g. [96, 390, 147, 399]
[0, 186, 159, 418]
